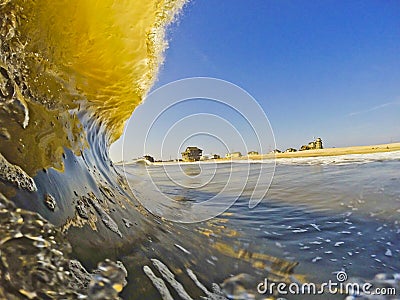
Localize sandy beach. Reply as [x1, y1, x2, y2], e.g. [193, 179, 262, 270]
[249, 142, 400, 160]
[141, 142, 400, 165]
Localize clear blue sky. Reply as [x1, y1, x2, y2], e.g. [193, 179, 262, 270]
[110, 0, 400, 162]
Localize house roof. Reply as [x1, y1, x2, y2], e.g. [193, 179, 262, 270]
[185, 146, 202, 151]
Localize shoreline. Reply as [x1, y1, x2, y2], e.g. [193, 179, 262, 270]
[194, 142, 400, 162]
[120, 142, 400, 165]
[254, 142, 400, 160]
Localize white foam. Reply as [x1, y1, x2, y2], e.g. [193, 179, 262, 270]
[271, 150, 400, 166]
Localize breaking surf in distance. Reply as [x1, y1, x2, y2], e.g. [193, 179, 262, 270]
[270, 150, 400, 166]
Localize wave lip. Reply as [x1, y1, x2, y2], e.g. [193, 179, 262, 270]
[0, 0, 187, 178]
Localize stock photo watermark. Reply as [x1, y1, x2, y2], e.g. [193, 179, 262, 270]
[257, 271, 397, 297]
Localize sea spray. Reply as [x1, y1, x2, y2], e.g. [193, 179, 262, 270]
[0, 192, 128, 298]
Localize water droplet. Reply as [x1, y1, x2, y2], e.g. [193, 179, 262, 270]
[44, 193, 56, 211]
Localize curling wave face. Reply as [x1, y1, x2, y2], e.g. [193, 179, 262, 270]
[0, 0, 185, 175]
[0, 0, 186, 222]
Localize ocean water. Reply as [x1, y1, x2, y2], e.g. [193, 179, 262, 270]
[1, 1, 399, 299]
[120, 152, 400, 299]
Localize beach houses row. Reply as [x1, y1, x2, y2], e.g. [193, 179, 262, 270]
[181, 147, 261, 161]
[273, 138, 324, 153]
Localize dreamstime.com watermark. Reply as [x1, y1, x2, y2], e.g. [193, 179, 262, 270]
[257, 271, 397, 297]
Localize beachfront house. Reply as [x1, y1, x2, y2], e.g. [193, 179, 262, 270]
[315, 138, 323, 149]
[225, 152, 242, 159]
[247, 151, 259, 155]
[181, 146, 203, 162]
[200, 153, 221, 160]
[143, 155, 155, 162]
[300, 138, 323, 151]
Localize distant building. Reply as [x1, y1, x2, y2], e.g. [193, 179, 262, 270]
[247, 151, 259, 155]
[143, 155, 155, 162]
[272, 149, 282, 153]
[285, 148, 297, 153]
[181, 146, 203, 162]
[300, 145, 308, 151]
[315, 138, 323, 149]
[200, 153, 221, 160]
[300, 138, 323, 151]
[226, 152, 242, 159]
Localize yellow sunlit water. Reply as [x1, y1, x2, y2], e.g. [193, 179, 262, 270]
[0, 0, 185, 174]
[9, 0, 184, 139]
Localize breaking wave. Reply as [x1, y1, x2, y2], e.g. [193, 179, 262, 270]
[0, 1, 298, 299]
[1, 1, 398, 299]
